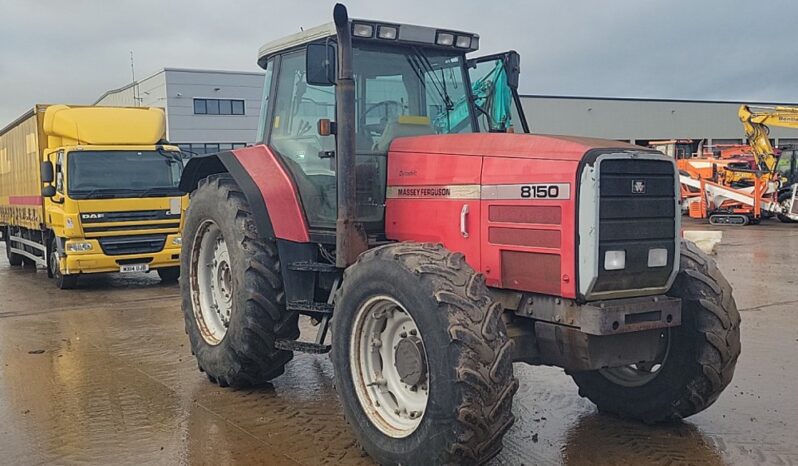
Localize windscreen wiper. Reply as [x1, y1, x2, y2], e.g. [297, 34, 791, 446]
[138, 186, 182, 197]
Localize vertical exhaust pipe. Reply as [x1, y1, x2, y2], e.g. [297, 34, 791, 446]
[333, 3, 368, 267]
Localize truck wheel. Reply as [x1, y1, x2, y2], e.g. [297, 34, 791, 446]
[570, 240, 740, 422]
[5, 228, 23, 266]
[182, 174, 299, 388]
[332, 243, 518, 465]
[50, 239, 78, 289]
[777, 192, 797, 223]
[157, 267, 180, 283]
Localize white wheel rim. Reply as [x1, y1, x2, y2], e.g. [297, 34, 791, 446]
[350, 295, 429, 438]
[599, 330, 671, 387]
[190, 219, 233, 345]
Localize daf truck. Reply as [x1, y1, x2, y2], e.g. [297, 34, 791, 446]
[0, 104, 187, 288]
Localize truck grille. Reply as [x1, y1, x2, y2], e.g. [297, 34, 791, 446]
[592, 158, 677, 293]
[98, 234, 166, 256]
[80, 210, 180, 223]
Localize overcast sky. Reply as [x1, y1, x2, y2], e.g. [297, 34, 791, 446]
[2, 0, 797, 123]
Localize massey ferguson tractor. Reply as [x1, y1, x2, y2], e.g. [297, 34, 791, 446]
[178, 5, 740, 464]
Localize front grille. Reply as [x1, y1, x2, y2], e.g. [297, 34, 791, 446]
[80, 210, 180, 223]
[83, 223, 180, 233]
[592, 158, 677, 293]
[98, 234, 166, 256]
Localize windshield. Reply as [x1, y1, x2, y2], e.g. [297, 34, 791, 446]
[67, 150, 183, 199]
[353, 43, 473, 153]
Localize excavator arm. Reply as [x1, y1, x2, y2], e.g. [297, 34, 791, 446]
[738, 104, 798, 173]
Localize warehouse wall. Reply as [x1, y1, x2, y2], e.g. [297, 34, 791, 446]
[95, 69, 265, 152]
[520, 95, 798, 146]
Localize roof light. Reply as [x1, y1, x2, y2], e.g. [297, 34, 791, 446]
[436, 32, 454, 46]
[455, 35, 472, 48]
[352, 23, 374, 38]
[377, 25, 398, 40]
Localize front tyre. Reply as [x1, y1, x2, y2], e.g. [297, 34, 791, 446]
[157, 266, 180, 283]
[570, 240, 741, 422]
[50, 238, 78, 289]
[332, 243, 518, 465]
[182, 174, 299, 388]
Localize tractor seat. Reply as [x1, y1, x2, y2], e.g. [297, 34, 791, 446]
[373, 116, 434, 153]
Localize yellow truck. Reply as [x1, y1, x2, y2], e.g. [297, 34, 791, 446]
[0, 104, 187, 288]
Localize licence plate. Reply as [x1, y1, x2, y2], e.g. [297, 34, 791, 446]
[120, 263, 149, 273]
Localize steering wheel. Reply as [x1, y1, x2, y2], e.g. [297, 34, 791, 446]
[363, 100, 402, 135]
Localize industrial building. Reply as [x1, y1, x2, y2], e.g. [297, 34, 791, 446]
[94, 68, 265, 154]
[96, 68, 798, 152]
[520, 95, 798, 148]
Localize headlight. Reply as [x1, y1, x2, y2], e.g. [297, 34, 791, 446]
[67, 241, 93, 252]
[648, 248, 668, 267]
[171, 236, 182, 246]
[604, 250, 626, 271]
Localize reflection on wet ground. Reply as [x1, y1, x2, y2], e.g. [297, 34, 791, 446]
[1, 219, 797, 465]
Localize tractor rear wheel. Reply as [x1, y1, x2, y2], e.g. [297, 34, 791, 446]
[332, 243, 518, 465]
[570, 240, 740, 422]
[5, 228, 23, 266]
[182, 174, 299, 388]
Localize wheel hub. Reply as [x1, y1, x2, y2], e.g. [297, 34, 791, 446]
[350, 295, 429, 438]
[394, 335, 427, 387]
[191, 220, 234, 345]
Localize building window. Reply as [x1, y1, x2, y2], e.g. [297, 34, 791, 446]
[193, 98, 246, 115]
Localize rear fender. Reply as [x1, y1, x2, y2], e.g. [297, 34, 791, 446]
[179, 145, 310, 242]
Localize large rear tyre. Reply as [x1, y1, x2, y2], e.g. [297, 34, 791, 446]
[5, 228, 23, 266]
[570, 240, 740, 422]
[332, 243, 518, 465]
[182, 174, 299, 388]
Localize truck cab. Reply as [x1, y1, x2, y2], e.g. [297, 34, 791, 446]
[1, 104, 187, 288]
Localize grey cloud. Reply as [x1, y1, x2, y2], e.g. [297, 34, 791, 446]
[2, 0, 797, 123]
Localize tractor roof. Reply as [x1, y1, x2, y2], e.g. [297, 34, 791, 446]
[257, 19, 479, 68]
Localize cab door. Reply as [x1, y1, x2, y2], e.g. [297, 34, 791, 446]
[467, 51, 529, 133]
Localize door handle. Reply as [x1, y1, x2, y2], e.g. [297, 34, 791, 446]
[460, 204, 470, 238]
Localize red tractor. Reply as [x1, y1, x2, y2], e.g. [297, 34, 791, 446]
[178, 5, 740, 465]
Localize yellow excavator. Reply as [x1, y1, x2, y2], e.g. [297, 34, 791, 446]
[736, 104, 798, 221]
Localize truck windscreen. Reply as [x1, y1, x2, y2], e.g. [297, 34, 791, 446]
[67, 150, 183, 199]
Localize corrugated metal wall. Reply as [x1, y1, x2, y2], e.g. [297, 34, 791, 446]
[520, 95, 798, 146]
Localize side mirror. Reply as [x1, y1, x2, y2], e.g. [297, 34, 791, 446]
[306, 43, 336, 86]
[505, 51, 520, 90]
[41, 161, 54, 183]
[42, 185, 56, 197]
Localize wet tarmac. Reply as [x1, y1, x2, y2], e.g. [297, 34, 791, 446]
[0, 218, 797, 465]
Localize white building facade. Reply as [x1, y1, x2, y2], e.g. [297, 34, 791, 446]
[95, 68, 265, 154]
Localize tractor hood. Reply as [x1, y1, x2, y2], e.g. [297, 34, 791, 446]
[388, 133, 645, 162]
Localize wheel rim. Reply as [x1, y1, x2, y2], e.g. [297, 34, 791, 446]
[599, 330, 671, 387]
[350, 295, 429, 438]
[50, 250, 60, 278]
[190, 219, 233, 345]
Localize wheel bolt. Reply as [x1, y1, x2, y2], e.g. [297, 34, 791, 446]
[410, 329, 417, 336]
[400, 331, 407, 338]
[409, 411, 421, 419]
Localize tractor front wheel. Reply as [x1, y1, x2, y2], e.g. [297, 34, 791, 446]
[332, 243, 518, 465]
[570, 240, 740, 422]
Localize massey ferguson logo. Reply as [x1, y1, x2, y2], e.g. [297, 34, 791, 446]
[81, 213, 104, 220]
[632, 180, 647, 194]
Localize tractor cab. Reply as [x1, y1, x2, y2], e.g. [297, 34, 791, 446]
[255, 18, 527, 233]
